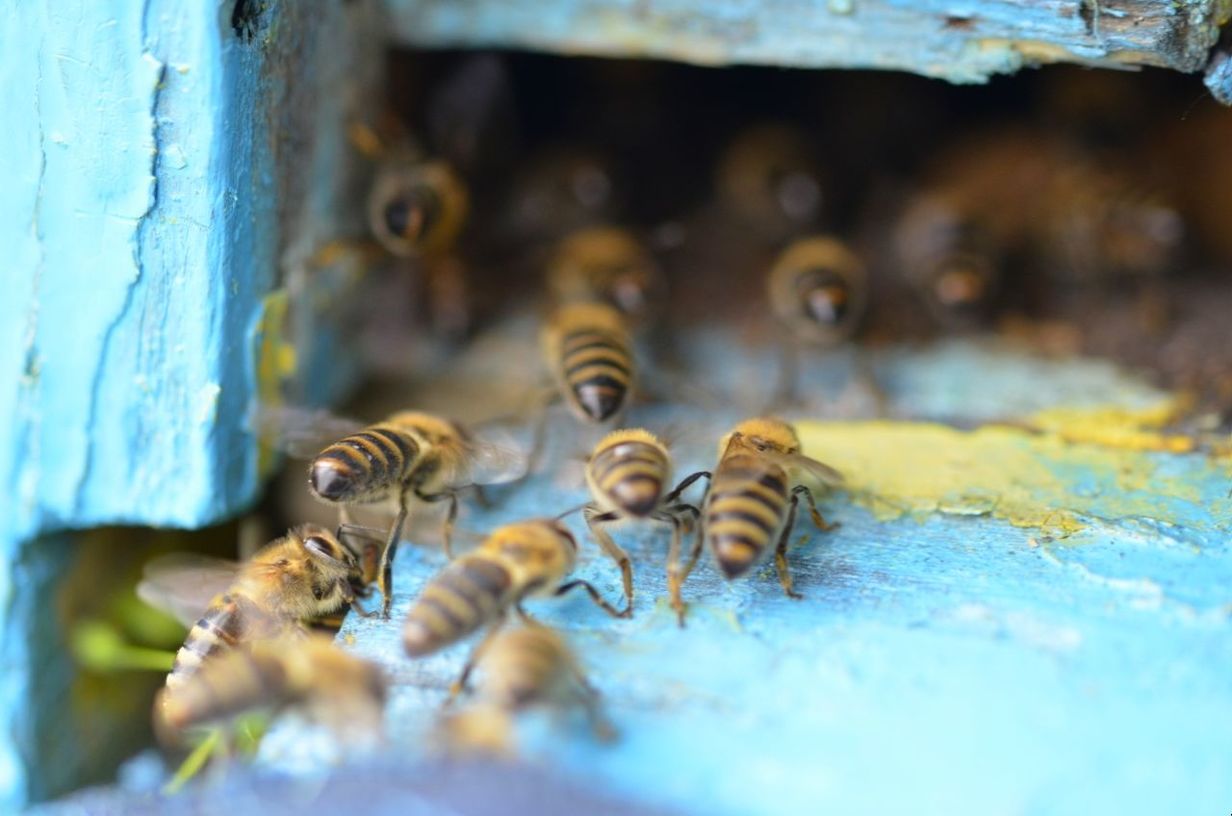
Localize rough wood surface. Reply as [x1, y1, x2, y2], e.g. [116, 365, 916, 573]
[382, 0, 1230, 81]
[260, 322, 1232, 815]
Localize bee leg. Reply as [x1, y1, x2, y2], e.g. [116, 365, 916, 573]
[415, 488, 459, 559]
[336, 522, 386, 592]
[793, 484, 838, 532]
[774, 492, 804, 600]
[664, 471, 712, 505]
[662, 504, 702, 627]
[583, 505, 633, 617]
[567, 668, 617, 742]
[554, 579, 626, 619]
[340, 579, 378, 619]
[523, 388, 558, 478]
[853, 347, 889, 418]
[513, 601, 539, 626]
[447, 617, 507, 702]
[378, 489, 412, 619]
[771, 335, 801, 410]
[471, 483, 492, 510]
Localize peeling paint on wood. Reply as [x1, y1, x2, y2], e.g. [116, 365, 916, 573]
[381, 0, 1228, 83]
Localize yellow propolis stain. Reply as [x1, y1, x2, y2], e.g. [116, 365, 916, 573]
[798, 403, 1226, 538]
[1026, 399, 1195, 453]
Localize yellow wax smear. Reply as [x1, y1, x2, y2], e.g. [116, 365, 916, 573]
[798, 406, 1227, 538]
[1026, 399, 1195, 454]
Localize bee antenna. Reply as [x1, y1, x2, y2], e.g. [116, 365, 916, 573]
[554, 503, 588, 521]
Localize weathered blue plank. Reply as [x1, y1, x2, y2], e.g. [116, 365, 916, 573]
[256, 331, 1232, 815]
[381, 0, 1228, 82]
[0, 0, 377, 806]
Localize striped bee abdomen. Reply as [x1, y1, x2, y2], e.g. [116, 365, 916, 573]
[403, 556, 514, 657]
[704, 454, 789, 579]
[162, 649, 289, 731]
[166, 595, 247, 692]
[481, 628, 571, 709]
[590, 438, 668, 517]
[309, 425, 421, 504]
[559, 327, 633, 422]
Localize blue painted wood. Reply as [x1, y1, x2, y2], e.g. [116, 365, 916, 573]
[381, 0, 1228, 82]
[0, 0, 376, 806]
[257, 332, 1232, 815]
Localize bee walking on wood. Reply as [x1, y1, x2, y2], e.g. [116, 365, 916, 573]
[402, 519, 623, 696]
[680, 418, 842, 623]
[438, 624, 612, 757]
[156, 635, 387, 748]
[767, 236, 869, 403]
[137, 526, 364, 706]
[293, 408, 525, 618]
[541, 302, 637, 424]
[577, 428, 709, 623]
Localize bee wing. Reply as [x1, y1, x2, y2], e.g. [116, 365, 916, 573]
[137, 554, 241, 629]
[456, 426, 529, 487]
[254, 404, 367, 460]
[789, 452, 845, 489]
[761, 451, 845, 489]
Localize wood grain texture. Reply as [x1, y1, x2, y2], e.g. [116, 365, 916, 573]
[381, 0, 1229, 81]
[0, 1, 376, 806]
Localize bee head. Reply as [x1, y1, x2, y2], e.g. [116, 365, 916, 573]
[720, 417, 800, 458]
[298, 527, 356, 572]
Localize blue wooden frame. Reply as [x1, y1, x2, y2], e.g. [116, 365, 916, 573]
[1, 0, 1229, 808]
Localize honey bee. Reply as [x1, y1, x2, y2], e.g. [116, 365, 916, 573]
[137, 526, 363, 700]
[892, 196, 1001, 329]
[300, 409, 526, 618]
[546, 227, 666, 324]
[541, 302, 636, 424]
[438, 624, 611, 756]
[1038, 165, 1184, 286]
[402, 519, 622, 695]
[685, 418, 841, 618]
[581, 428, 709, 623]
[716, 124, 824, 242]
[767, 236, 867, 347]
[156, 635, 386, 746]
[364, 141, 469, 260]
[506, 149, 618, 243]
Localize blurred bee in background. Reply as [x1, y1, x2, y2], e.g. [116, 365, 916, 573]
[402, 518, 623, 695]
[279, 407, 527, 618]
[541, 302, 637, 424]
[767, 236, 870, 403]
[156, 635, 386, 749]
[577, 428, 709, 623]
[437, 624, 613, 757]
[1036, 161, 1185, 289]
[892, 195, 1002, 331]
[716, 124, 825, 243]
[892, 129, 1186, 332]
[138, 526, 363, 704]
[546, 226, 667, 326]
[678, 418, 841, 622]
[504, 148, 619, 246]
[366, 156, 470, 260]
[352, 124, 474, 342]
